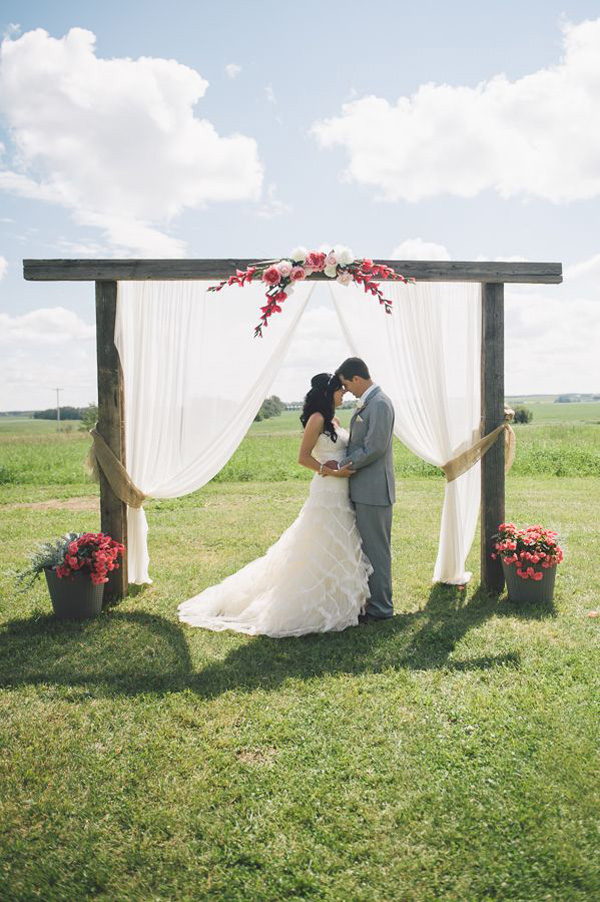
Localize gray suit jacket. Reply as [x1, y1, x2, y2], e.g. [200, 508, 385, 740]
[339, 386, 396, 506]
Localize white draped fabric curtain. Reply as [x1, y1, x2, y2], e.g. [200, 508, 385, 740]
[115, 280, 315, 584]
[330, 280, 482, 584]
[114, 277, 481, 587]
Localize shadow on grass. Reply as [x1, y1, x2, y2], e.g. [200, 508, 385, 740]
[0, 583, 554, 699]
[0, 610, 193, 697]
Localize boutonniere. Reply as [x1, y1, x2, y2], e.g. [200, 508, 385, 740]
[355, 398, 365, 410]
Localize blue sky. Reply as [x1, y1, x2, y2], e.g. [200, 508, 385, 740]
[1, 1, 599, 408]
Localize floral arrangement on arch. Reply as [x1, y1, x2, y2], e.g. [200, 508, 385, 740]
[491, 523, 564, 581]
[208, 245, 414, 337]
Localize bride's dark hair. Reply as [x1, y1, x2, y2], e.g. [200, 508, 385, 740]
[300, 372, 342, 442]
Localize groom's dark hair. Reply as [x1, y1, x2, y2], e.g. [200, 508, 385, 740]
[336, 357, 370, 380]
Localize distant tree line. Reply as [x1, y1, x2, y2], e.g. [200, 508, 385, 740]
[254, 396, 285, 422]
[555, 393, 600, 403]
[34, 406, 86, 421]
[33, 404, 98, 430]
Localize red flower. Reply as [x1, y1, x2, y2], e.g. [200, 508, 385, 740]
[262, 266, 281, 286]
[306, 251, 326, 271]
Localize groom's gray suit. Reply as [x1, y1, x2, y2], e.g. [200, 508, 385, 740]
[339, 386, 395, 619]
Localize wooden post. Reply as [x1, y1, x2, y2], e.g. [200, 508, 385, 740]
[480, 282, 505, 593]
[95, 280, 128, 600]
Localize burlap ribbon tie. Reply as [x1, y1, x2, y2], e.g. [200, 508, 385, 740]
[84, 427, 146, 509]
[441, 408, 516, 483]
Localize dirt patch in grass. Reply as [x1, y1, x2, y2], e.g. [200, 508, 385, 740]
[235, 746, 278, 765]
[3, 495, 99, 512]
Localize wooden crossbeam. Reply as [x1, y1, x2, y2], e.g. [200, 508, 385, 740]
[24, 259, 562, 284]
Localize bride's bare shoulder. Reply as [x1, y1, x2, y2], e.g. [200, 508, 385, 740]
[305, 412, 325, 432]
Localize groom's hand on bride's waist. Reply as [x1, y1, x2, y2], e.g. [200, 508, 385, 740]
[322, 460, 355, 478]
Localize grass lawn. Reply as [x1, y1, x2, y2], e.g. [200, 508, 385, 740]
[0, 419, 599, 899]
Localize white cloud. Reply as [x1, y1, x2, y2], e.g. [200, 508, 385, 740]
[74, 210, 187, 257]
[0, 28, 264, 255]
[504, 287, 600, 394]
[0, 256, 6, 279]
[257, 183, 292, 220]
[391, 238, 450, 260]
[0, 307, 95, 345]
[225, 63, 242, 79]
[312, 17, 600, 203]
[54, 238, 110, 257]
[475, 254, 530, 263]
[2, 23, 19, 40]
[0, 307, 97, 409]
[563, 253, 600, 303]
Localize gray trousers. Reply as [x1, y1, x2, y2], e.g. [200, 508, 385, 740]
[354, 502, 394, 619]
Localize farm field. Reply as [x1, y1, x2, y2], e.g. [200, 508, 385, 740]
[1, 407, 599, 489]
[0, 411, 599, 899]
[506, 399, 600, 425]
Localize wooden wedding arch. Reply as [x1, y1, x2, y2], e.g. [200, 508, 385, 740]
[23, 258, 562, 601]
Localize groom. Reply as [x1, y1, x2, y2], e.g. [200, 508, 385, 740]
[331, 358, 396, 622]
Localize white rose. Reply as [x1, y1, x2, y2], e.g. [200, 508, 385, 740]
[290, 246, 308, 262]
[335, 245, 355, 266]
[336, 271, 352, 286]
[324, 264, 338, 278]
[276, 260, 293, 277]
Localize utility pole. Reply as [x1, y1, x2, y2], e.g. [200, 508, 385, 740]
[54, 387, 63, 432]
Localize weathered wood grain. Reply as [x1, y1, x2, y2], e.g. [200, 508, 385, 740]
[24, 259, 563, 284]
[480, 283, 505, 594]
[95, 280, 128, 601]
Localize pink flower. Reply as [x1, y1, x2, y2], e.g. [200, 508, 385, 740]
[336, 271, 353, 286]
[361, 259, 374, 271]
[262, 266, 281, 286]
[533, 572, 543, 581]
[325, 251, 337, 267]
[291, 266, 306, 281]
[306, 251, 326, 271]
[276, 260, 293, 278]
[273, 291, 287, 302]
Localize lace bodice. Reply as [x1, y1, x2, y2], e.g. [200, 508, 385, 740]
[312, 427, 349, 465]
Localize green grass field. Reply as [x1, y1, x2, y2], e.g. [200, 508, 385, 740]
[1, 407, 599, 486]
[0, 411, 599, 900]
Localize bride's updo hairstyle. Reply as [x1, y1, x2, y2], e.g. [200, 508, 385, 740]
[300, 372, 342, 442]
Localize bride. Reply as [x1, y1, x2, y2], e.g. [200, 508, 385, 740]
[177, 373, 372, 637]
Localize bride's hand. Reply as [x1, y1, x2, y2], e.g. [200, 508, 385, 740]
[332, 462, 355, 478]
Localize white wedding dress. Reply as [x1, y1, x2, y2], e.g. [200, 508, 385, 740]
[177, 427, 372, 637]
